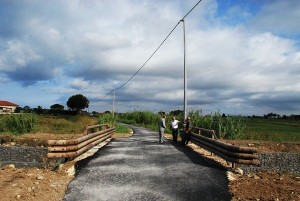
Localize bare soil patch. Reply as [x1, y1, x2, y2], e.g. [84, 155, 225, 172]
[0, 163, 73, 201]
[229, 171, 300, 200]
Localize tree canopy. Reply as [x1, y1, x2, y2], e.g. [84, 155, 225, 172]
[50, 104, 64, 110]
[67, 94, 89, 112]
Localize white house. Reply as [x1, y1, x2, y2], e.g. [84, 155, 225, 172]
[0, 100, 18, 114]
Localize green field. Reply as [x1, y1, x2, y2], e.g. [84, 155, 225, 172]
[244, 118, 300, 141]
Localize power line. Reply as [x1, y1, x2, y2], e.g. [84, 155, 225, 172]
[181, 0, 202, 21]
[114, 21, 181, 91]
[100, 0, 202, 101]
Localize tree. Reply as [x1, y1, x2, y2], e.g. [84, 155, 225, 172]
[14, 106, 22, 113]
[67, 94, 89, 112]
[50, 104, 64, 110]
[23, 105, 31, 113]
[33, 106, 43, 114]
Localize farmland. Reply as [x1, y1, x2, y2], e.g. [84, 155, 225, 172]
[244, 118, 300, 141]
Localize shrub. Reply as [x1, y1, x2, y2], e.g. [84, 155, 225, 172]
[98, 113, 115, 126]
[117, 111, 161, 131]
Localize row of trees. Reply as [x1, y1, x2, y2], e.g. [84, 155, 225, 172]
[16, 94, 89, 114]
[250, 113, 300, 120]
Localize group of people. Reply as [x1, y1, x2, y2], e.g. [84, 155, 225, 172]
[158, 115, 192, 146]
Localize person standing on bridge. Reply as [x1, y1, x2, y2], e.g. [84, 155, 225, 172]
[182, 116, 192, 146]
[170, 116, 180, 142]
[158, 115, 166, 144]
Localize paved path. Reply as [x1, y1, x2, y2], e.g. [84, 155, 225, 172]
[64, 125, 231, 201]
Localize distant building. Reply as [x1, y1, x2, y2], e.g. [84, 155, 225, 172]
[0, 100, 18, 114]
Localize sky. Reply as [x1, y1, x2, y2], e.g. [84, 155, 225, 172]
[0, 0, 300, 116]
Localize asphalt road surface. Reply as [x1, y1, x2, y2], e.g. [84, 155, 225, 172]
[64, 125, 231, 201]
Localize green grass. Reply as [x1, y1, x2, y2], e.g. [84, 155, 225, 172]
[115, 124, 130, 133]
[244, 118, 300, 141]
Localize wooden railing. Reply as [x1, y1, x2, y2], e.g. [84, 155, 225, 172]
[47, 124, 115, 159]
[189, 127, 260, 167]
[192, 127, 218, 139]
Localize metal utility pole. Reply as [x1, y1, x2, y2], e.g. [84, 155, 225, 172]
[181, 19, 187, 120]
[112, 90, 115, 117]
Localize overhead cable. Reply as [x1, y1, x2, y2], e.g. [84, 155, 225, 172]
[100, 0, 202, 100]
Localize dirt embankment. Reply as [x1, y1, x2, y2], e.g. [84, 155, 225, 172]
[187, 140, 300, 201]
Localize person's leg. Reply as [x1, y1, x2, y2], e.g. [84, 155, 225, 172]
[185, 133, 190, 145]
[172, 129, 176, 142]
[174, 128, 178, 142]
[161, 129, 164, 143]
[181, 131, 186, 146]
[159, 130, 162, 143]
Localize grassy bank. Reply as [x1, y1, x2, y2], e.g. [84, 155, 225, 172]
[0, 114, 98, 135]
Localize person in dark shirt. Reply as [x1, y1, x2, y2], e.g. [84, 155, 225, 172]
[182, 116, 192, 146]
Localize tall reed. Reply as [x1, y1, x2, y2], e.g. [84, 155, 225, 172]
[188, 110, 246, 139]
[0, 113, 38, 134]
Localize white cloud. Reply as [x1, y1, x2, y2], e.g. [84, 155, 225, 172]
[0, 40, 42, 71]
[0, 0, 299, 115]
[69, 78, 90, 90]
[251, 0, 300, 35]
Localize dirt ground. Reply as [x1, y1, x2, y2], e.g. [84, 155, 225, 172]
[0, 133, 299, 201]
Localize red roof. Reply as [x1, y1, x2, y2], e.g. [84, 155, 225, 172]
[0, 100, 18, 106]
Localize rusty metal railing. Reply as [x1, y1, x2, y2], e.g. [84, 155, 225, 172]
[189, 128, 260, 167]
[47, 124, 115, 159]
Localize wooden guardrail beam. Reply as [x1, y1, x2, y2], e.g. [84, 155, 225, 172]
[191, 136, 260, 166]
[48, 130, 114, 152]
[85, 124, 109, 134]
[189, 130, 260, 167]
[47, 124, 115, 159]
[191, 133, 257, 153]
[48, 127, 115, 146]
[47, 134, 112, 159]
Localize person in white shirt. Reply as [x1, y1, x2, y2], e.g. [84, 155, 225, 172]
[170, 116, 180, 142]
